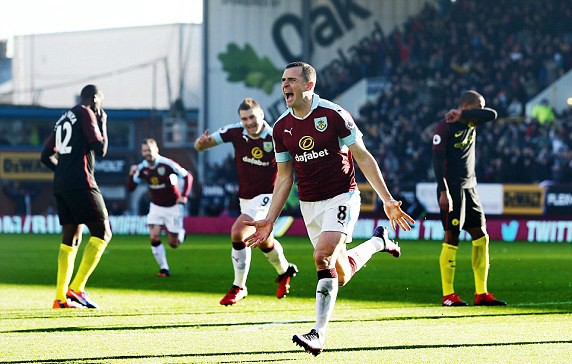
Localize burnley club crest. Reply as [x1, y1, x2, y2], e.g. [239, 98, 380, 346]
[314, 117, 328, 132]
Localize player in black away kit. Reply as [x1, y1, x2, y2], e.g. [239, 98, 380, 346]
[432, 90, 506, 307]
[41, 84, 112, 309]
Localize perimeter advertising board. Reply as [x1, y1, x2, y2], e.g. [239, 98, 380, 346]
[416, 183, 547, 216]
[0, 152, 52, 181]
[543, 184, 572, 216]
[205, 0, 428, 162]
[2, 215, 570, 243]
[502, 184, 544, 215]
[416, 182, 504, 215]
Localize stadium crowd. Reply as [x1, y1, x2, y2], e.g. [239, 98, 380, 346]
[324, 0, 572, 188]
[205, 0, 572, 207]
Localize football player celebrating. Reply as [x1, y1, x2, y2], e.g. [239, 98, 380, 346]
[128, 138, 192, 277]
[245, 62, 414, 356]
[194, 98, 298, 306]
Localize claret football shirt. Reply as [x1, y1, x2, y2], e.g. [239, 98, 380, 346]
[128, 156, 192, 207]
[211, 121, 276, 199]
[273, 95, 361, 202]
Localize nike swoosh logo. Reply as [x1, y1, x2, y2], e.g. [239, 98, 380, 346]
[454, 132, 463, 137]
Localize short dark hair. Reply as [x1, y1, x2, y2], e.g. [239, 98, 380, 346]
[459, 90, 484, 107]
[142, 138, 158, 149]
[80, 84, 100, 99]
[238, 97, 261, 114]
[285, 61, 316, 83]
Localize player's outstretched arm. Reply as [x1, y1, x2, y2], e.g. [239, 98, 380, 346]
[382, 200, 415, 231]
[244, 160, 294, 247]
[194, 129, 218, 151]
[349, 140, 414, 231]
[244, 219, 274, 248]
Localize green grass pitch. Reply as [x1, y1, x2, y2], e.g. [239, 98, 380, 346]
[1, 233, 571, 363]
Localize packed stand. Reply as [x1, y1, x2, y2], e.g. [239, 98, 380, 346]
[319, 0, 572, 190]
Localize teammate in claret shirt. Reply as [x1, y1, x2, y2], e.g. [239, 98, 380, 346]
[194, 98, 298, 306]
[128, 138, 193, 277]
[244, 62, 414, 356]
[41, 84, 112, 309]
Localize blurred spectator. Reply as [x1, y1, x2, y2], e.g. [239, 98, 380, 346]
[506, 97, 524, 118]
[2, 181, 38, 215]
[532, 99, 556, 125]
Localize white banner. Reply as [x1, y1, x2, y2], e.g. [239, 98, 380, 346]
[416, 182, 504, 215]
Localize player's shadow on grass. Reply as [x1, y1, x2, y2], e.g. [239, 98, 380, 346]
[4, 340, 572, 364]
[6, 310, 570, 334]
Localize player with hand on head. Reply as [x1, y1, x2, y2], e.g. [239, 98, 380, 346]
[194, 97, 298, 306]
[244, 62, 414, 355]
[128, 138, 192, 277]
[41, 84, 112, 309]
[432, 90, 507, 307]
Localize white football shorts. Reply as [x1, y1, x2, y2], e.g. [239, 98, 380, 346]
[147, 202, 184, 233]
[300, 190, 361, 247]
[239, 194, 273, 220]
